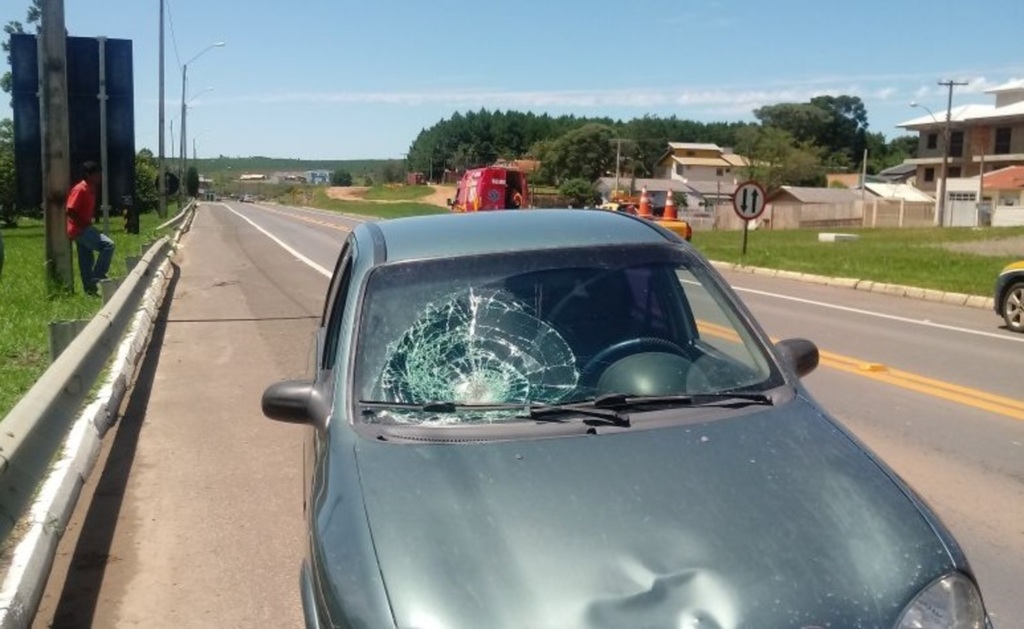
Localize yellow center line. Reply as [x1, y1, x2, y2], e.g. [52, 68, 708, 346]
[695, 321, 1024, 422]
[251, 203, 351, 232]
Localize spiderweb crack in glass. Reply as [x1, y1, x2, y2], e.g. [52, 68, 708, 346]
[376, 288, 579, 423]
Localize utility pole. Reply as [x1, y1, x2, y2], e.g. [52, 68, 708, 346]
[40, 0, 73, 291]
[614, 138, 622, 195]
[179, 64, 188, 207]
[158, 0, 167, 217]
[936, 79, 968, 227]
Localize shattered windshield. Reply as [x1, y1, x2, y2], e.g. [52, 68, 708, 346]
[353, 245, 780, 425]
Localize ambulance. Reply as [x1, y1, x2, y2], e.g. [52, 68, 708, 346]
[448, 167, 529, 212]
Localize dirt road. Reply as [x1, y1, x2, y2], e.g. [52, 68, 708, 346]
[325, 185, 456, 208]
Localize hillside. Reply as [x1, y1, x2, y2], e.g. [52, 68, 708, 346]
[193, 156, 402, 178]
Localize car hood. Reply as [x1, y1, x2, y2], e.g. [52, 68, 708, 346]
[353, 398, 953, 629]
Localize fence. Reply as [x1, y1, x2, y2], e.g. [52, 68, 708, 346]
[706, 199, 944, 231]
[864, 199, 936, 228]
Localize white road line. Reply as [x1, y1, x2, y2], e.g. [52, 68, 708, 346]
[217, 203, 332, 278]
[732, 285, 1024, 344]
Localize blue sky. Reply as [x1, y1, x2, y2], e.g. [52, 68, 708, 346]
[3, 0, 1023, 160]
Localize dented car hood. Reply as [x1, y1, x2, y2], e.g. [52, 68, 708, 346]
[352, 398, 954, 628]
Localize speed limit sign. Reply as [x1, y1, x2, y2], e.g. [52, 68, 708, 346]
[732, 181, 766, 221]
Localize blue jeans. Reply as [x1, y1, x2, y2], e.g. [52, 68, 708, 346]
[75, 225, 115, 293]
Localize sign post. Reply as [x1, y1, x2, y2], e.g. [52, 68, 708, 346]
[732, 181, 767, 256]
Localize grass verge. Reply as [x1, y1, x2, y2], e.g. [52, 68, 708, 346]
[694, 226, 1024, 296]
[362, 185, 434, 201]
[306, 189, 445, 219]
[0, 209, 173, 418]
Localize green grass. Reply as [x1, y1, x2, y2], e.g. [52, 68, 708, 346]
[305, 189, 445, 219]
[0, 210, 173, 419]
[362, 185, 434, 201]
[694, 226, 1024, 296]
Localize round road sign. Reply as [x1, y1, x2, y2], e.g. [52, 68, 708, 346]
[732, 181, 767, 221]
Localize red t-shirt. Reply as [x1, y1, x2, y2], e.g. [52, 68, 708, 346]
[66, 180, 97, 240]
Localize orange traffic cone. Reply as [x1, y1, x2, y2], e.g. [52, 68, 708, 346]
[637, 187, 652, 218]
[664, 190, 678, 220]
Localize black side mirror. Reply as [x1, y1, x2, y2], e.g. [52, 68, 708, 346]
[262, 379, 315, 424]
[775, 338, 819, 379]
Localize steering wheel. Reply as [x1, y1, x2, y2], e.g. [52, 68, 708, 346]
[579, 337, 688, 388]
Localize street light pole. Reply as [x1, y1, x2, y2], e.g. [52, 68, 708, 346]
[178, 63, 187, 206]
[178, 42, 224, 204]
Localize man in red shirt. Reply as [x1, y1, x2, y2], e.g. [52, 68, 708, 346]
[66, 161, 115, 295]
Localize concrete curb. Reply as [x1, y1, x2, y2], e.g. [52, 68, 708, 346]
[0, 228, 186, 627]
[709, 260, 996, 311]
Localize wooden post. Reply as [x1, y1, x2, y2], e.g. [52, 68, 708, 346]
[899, 198, 906, 227]
[40, 0, 74, 292]
[872, 199, 878, 228]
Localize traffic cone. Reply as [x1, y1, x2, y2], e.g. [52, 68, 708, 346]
[637, 187, 652, 218]
[664, 190, 678, 220]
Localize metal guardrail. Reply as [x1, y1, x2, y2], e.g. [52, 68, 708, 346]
[0, 202, 195, 542]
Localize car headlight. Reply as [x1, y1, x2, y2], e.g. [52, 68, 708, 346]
[896, 573, 986, 628]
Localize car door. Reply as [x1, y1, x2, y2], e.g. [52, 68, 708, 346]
[305, 236, 355, 514]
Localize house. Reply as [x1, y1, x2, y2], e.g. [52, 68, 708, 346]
[761, 186, 866, 230]
[653, 142, 750, 184]
[767, 186, 865, 205]
[860, 182, 934, 203]
[897, 80, 1024, 192]
[876, 163, 917, 184]
[306, 170, 331, 185]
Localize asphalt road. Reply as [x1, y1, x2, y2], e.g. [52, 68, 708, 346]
[34, 202, 1024, 627]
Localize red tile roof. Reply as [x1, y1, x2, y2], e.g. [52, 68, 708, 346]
[983, 166, 1024, 189]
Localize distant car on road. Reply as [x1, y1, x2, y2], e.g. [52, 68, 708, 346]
[995, 260, 1024, 332]
[262, 209, 990, 629]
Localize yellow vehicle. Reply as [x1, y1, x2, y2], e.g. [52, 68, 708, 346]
[599, 189, 692, 241]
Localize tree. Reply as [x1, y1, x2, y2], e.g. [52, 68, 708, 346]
[2, 1, 42, 96]
[754, 95, 869, 166]
[186, 165, 199, 197]
[558, 178, 600, 208]
[1, 119, 16, 226]
[736, 125, 825, 192]
[753, 103, 831, 145]
[134, 149, 159, 213]
[379, 161, 404, 184]
[541, 123, 615, 183]
[809, 95, 869, 164]
[330, 168, 353, 186]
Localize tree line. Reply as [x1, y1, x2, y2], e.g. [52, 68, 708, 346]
[406, 99, 918, 192]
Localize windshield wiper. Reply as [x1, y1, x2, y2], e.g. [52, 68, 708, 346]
[586, 392, 774, 409]
[359, 400, 631, 427]
[525, 402, 631, 427]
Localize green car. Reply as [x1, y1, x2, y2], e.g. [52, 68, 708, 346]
[995, 260, 1024, 333]
[264, 209, 990, 628]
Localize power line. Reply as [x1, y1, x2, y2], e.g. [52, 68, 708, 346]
[165, 0, 182, 72]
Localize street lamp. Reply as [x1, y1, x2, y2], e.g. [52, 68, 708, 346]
[180, 42, 225, 201]
[911, 100, 950, 227]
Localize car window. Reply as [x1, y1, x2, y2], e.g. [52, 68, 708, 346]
[352, 245, 782, 425]
[321, 240, 352, 325]
[321, 242, 354, 371]
[674, 268, 773, 391]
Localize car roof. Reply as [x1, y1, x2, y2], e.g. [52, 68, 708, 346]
[363, 209, 677, 263]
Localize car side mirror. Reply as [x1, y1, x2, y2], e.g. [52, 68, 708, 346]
[262, 379, 315, 424]
[775, 338, 819, 378]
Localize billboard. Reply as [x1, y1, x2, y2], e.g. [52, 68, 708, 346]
[10, 34, 135, 213]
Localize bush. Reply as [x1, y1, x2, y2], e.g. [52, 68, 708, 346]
[558, 178, 600, 208]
